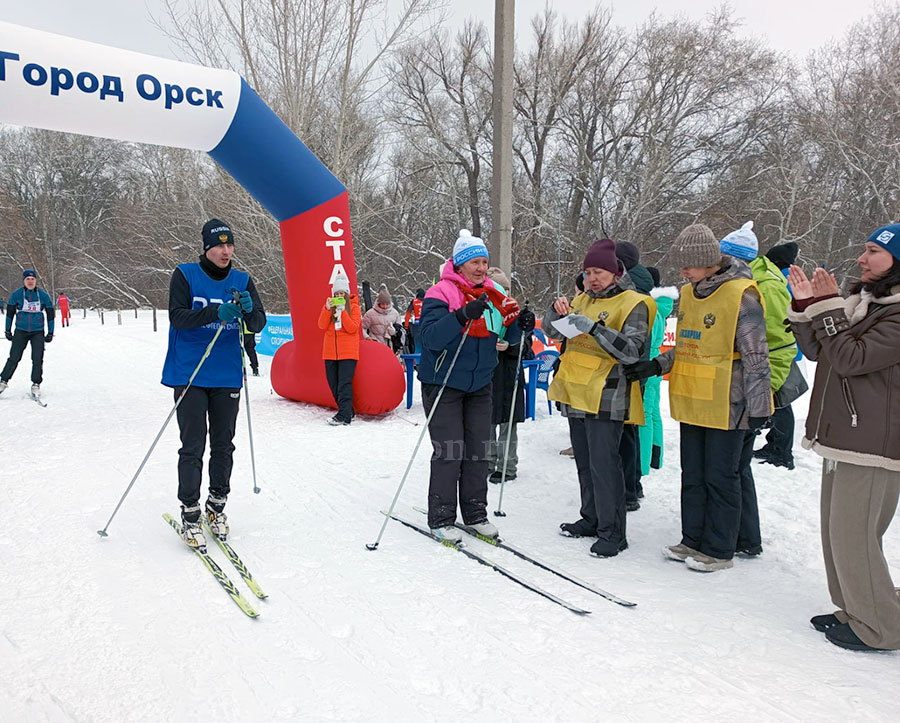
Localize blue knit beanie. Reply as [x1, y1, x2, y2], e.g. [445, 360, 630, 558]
[452, 230, 489, 266]
[867, 223, 900, 262]
[720, 221, 758, 261]
[23, 269, 36, 279]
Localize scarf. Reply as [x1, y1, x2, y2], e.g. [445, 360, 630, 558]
[453, 281, 520, 338]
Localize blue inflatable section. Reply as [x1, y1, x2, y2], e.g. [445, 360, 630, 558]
[208, 79, 346, 223]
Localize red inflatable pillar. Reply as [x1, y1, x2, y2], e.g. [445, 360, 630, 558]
[270, 192, 405, 414]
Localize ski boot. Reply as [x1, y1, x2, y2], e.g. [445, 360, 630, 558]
[206, 495, 229, 540]
[431, 526, 463, 543]
[0, 379, 7, 395]
[31, 383, 40, 399]
[465, 520, 499, 539]
[180, 504, 207, 551]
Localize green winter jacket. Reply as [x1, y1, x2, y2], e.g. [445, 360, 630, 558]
[749, 255, 796, 391]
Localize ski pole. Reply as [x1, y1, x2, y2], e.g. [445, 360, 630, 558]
[97, 321, 227, 538]
[239, 318, 261, 494]
[493, 331, 527, 518]
[366, 320, 473, 550]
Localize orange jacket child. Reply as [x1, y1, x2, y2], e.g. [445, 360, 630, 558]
[318, 293, 361, 360]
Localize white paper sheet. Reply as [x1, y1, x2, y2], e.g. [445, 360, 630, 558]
[550, 315, 585, 339]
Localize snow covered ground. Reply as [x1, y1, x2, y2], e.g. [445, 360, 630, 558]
[0, 310, 896, 722]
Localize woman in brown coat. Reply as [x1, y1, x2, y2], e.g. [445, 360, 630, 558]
[788, 223, 900, 651]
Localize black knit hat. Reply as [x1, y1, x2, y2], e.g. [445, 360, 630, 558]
[647, 266, 661, 288]
[615, 241, 640, 270]
[765, 242, 799, 270]
[202, 218, 234, 252]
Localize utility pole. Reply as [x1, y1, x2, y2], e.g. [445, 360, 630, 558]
[489, 0, 514, 279]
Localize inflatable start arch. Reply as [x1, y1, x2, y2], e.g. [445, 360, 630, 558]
[0, 21, 404, 414]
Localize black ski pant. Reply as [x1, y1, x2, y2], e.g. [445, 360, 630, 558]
[324, 359, 357, 423]
[243, 332, 259, 373]
[1, 329, 45, 384]
[422, 381, 492, 529]
[764, 404, 795, 463]
[174, 385, 241, 507]
[679, 423, 744, 560]
[569, 416, 626, 544]
[620, 422, 643, 503]
[737, 430, 762, 552]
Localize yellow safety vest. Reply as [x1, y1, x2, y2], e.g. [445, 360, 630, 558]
[549, 290, 656, 423]
[669, 278, 769, 430]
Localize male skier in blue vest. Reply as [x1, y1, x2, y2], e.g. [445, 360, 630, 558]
[1, 269, 54, 399]
[162, 219, 266, 550]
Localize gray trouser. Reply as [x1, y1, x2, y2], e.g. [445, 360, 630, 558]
[488, 423, 518, 475]
[821, 460, 900, 649]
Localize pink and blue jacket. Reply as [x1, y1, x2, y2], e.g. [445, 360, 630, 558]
[417, 261, 522, 392]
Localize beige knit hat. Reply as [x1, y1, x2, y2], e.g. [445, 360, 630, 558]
[486, 266, 511, 292]
[670, 224, 722, 269]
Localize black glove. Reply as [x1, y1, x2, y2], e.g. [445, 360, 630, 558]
[44, 333, 53, 343]
[517, 307, 536, 332]
[748, 416, 770, 431]
[455, 294, 490, 324]
[622, 359, 662, 383]
[4, 330, 11, 341]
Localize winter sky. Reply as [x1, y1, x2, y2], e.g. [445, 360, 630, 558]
[0, 0, 880, 61]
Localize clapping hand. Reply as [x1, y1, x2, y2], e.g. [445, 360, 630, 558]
[811, 267, 840, 298]
[788, 265, 840, 301]
[787, 265, 813, 299]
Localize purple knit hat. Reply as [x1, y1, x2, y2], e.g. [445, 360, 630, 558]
[583, 238, 619, 274]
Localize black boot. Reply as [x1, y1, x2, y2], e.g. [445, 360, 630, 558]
[559, 519, 597, 538]
[825, 623, 888, 651]
[810, 613, 840, 633]
[590, 538, 628, 558]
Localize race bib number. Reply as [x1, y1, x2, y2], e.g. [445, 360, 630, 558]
[22, 299, 41, 313]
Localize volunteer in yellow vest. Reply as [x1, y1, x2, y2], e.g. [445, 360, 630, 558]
[624, 224, 772, 572]
[542, 238, 656, 558]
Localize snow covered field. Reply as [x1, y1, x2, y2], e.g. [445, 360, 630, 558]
[0, 310, 896, 722]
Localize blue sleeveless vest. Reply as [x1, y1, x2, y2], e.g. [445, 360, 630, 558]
[161, 263, 249, 388]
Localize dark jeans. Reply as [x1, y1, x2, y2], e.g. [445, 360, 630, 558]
[243, 333, 259, 372]
[620, 423, 643, 503]
[765, 405, 795, 461]
[174, 386, 241, 507]
[324, 359, 357, 422]
[422, 382, 492, 528]
[679, 423, 745, 559]
[1, 329, 45, 384]
[569, 416, 626, 544]
[737, 430, 761, 551]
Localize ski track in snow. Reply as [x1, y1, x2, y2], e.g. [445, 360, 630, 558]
[0, 311, 896, 722]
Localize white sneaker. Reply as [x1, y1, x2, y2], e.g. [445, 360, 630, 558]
[663, 543, 699, 562]
[466, 521, 499, 539]
[31, 383, 40, 398]
[431, 526, 464, 544]
[685, 553, 734, 572]
[0, 380, 7, 394]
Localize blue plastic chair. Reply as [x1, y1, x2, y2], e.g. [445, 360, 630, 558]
[533, 350, 560, 415]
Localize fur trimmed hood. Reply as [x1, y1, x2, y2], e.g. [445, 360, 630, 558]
[651, 285, 679, 300]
